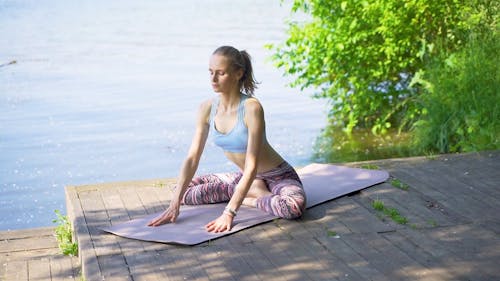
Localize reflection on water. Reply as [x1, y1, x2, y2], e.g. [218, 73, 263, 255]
[313, 126, 415, 163]
[0, 0, 326, 230]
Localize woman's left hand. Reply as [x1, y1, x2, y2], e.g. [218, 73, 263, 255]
[205, 213, 234, 233]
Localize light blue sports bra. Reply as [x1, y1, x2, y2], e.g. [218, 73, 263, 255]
[210, 93, 249, 153]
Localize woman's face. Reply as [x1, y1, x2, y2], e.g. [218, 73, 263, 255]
[209, 54, 242, 94]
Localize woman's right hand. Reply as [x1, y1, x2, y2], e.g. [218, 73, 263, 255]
[147, 201, 180, 227]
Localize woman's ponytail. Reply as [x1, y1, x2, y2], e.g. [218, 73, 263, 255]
[239, 50, 257, 96]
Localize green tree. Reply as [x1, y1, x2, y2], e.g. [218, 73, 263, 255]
[412, 32, 500, 153]
[269, 0, 493, 135]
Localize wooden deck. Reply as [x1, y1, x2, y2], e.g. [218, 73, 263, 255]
[0, 227, 80, 280]
[2, 151, 499, 280]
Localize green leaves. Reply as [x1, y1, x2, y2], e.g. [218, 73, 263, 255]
[53, 210, 78, 256]
[270, 0, 471, 134]
[412, 31, 500, 154]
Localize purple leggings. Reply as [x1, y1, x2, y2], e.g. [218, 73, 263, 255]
[182, 162, 306, 219]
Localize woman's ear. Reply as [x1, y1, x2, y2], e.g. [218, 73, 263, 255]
[235, 68, 244, 81]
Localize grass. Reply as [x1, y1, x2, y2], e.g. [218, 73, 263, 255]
[427, 219, 438, 227]
[390, 178, 410, 190]
[372, 200, 385, 211]
[53, 210, 78, 256]
[412, 33, 500, 154]
[326, 230, 340, 238]
[371, 200, 408, 224]
[360, 164, 380, 170]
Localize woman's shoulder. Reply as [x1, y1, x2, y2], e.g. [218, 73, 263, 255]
[197, 98, 215, 122]
[243, 96, 263, 112]
[199, 97, 218, 111]
[199, 98, 213, 107]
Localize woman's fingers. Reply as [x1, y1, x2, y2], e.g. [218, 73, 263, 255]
[205, 216, 232, 233]
[147, 210, 176, 226]
[205, 221, 215, 232]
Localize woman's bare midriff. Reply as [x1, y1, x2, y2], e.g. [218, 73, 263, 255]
[223, 141, 284, 173]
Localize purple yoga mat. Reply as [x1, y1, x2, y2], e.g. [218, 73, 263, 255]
[101, 163, 389, 245]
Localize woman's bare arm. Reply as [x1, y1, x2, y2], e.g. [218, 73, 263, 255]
[148, 100, 211, 226]
[205, 98, 264, 232]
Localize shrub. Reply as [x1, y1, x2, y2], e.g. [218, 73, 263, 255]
[412, 33, 500, 153]
[53, 210, 78, 256]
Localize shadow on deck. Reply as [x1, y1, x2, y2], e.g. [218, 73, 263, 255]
[62, 151, 500, 280]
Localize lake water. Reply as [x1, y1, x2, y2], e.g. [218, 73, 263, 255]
[0, 0, 327, 230]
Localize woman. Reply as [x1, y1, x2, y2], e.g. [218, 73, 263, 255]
[148, 46, 306, 233]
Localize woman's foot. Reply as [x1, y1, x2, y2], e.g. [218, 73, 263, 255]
[242, 197, 257, 207]
[243, 179, 272, 207]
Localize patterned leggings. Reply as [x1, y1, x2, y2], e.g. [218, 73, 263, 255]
[181, 162, 306, 219]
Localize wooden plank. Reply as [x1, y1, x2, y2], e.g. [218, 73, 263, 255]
[78, 191, 122, 258]
[167, 245, 212, 280]
[340, 232, 429, 280]
[407, 223, 500, 280]
[315, 235, 387, 281]
[478, 220, 500, 234]
[357, 181, 464, 227]
[186, 244, 233, 281]
[351, 192, 414, 228]
[381, 231, 461, 281]
[65, 186, 101, 280]
[119, 186, 149, 220]
[212, 237, 261, 281]
[430, 157, 500, 200]
[0, 248, 61, 266]
[404, 165, 499, 222]
[49, 255, 78, 281]
[100, 187, 130, 225]
[252, 223, 348, 281]
[27, 258, 51, 281]
[253, 239, 316, 281]
[229, 239, 288, 281]
[301, 203, 354, 237]
[136, 186, 170, 215]
[153, 248, 188, 281]
[397, 227, 477, 280]
[0, 227, 55, 240]
[332, 196, 394, 233]
[0, 235, 57, 254]
[114, 186, 165, 254]
[181, 244, 211, 280]
[416, 225, 500, 262]
[290, 237, 362, 281]
[388, 168, 474, 223]
[97, 254, 132, 281]
[277, 240, 323, 281]
[0, 258, 5, 279]
[141, 251, 174, 281]
[100, 186, 157, 253]
[4, 260, 28, 281]
[274, 211, 383, 280]
[123, 251, 164, 281]
[418, 159, 500, 210]
[387, 165, 449, 200]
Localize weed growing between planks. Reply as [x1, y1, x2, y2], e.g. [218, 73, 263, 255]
[53, 210, 78, 256]
[390, 178, 410, 190]
[372, 200, 408, 224]
[360, 164, 380, 170]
